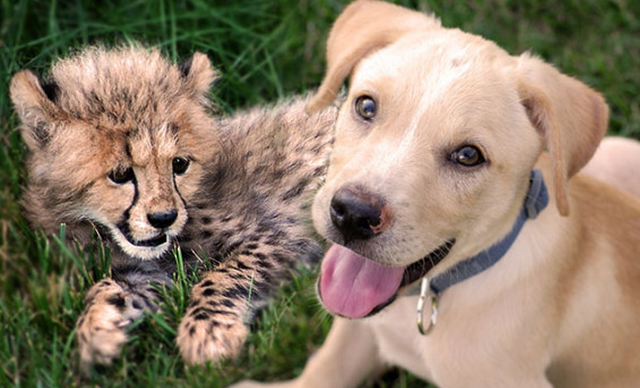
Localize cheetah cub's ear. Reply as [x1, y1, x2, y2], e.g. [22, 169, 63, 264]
[180, 52, 218, 106]
[10, 70, 62, 151]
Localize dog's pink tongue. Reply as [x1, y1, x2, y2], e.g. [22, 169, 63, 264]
[320, 244, 404, 318]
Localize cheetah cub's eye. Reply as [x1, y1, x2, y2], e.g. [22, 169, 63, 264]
[108, 167, 135, 184]
[172, 157, 190, 175]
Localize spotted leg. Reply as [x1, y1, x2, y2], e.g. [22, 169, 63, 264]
[176, 243, 297, 365]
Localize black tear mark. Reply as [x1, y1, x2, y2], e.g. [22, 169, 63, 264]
[115, 173, 139, 244]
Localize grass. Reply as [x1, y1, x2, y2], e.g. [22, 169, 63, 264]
[0, 0, 639, 387]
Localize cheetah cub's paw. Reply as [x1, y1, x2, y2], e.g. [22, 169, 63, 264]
[177, 304, 248, 365]
[76, 279, 144, 372]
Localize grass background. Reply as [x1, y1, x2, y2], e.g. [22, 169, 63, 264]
[1, 0, 639, 387]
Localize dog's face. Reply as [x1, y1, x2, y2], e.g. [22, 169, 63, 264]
[314, 32, 540, 267]
[309, 0, 608, 319]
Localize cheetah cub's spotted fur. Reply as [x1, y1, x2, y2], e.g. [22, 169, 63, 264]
[10, 46, 335, 370]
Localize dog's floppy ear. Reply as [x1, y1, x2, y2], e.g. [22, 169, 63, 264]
[10, 70, 64, 150]
[307, 0, 440, 113]
[515, 54, 609, 216]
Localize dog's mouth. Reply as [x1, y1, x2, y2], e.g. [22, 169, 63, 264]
[318, 239, 455, 319]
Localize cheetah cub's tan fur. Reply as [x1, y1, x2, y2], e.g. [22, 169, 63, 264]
[10, 46, 335, 370]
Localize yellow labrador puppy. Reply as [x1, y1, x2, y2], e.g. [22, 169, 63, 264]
[235, 1, 640, 387]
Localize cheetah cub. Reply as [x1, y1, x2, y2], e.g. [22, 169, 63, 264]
[10, 46, 335, 371]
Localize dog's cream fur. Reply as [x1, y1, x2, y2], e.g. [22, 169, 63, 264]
[583, 137, 640, 198]
[234, 1, 640, 387]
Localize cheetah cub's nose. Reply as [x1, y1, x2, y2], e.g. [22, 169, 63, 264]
[147, 210, 178, 229]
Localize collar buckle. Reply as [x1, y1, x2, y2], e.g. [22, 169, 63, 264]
[417, 277, 439, 335]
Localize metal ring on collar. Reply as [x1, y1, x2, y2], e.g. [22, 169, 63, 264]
[417, 277, 439, 335]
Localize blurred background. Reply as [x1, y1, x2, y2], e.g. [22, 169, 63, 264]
[1, 1, 639, 387]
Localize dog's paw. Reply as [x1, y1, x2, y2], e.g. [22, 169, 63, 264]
[177, 305, 248, 365]
[76, 279, 144, 372]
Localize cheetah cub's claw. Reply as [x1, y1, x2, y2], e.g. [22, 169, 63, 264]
[177, 305, 248, 365]
[76, 279, 144, 372]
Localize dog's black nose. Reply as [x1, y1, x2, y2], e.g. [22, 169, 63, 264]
[330, 185, 392, 242]
[147, 210, 178, 229]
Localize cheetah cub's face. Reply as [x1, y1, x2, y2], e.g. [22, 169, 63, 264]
[11, 46, 217, 259]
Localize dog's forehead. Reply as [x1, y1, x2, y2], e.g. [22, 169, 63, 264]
[354, 30, 511, 97]
[351, 31, 518, 136]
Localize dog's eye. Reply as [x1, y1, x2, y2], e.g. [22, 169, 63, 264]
[172, 157, 190, 175]
[451, 146, 485, 167]
[354, 95, 377, 120]
[108, 167, 135, 184]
